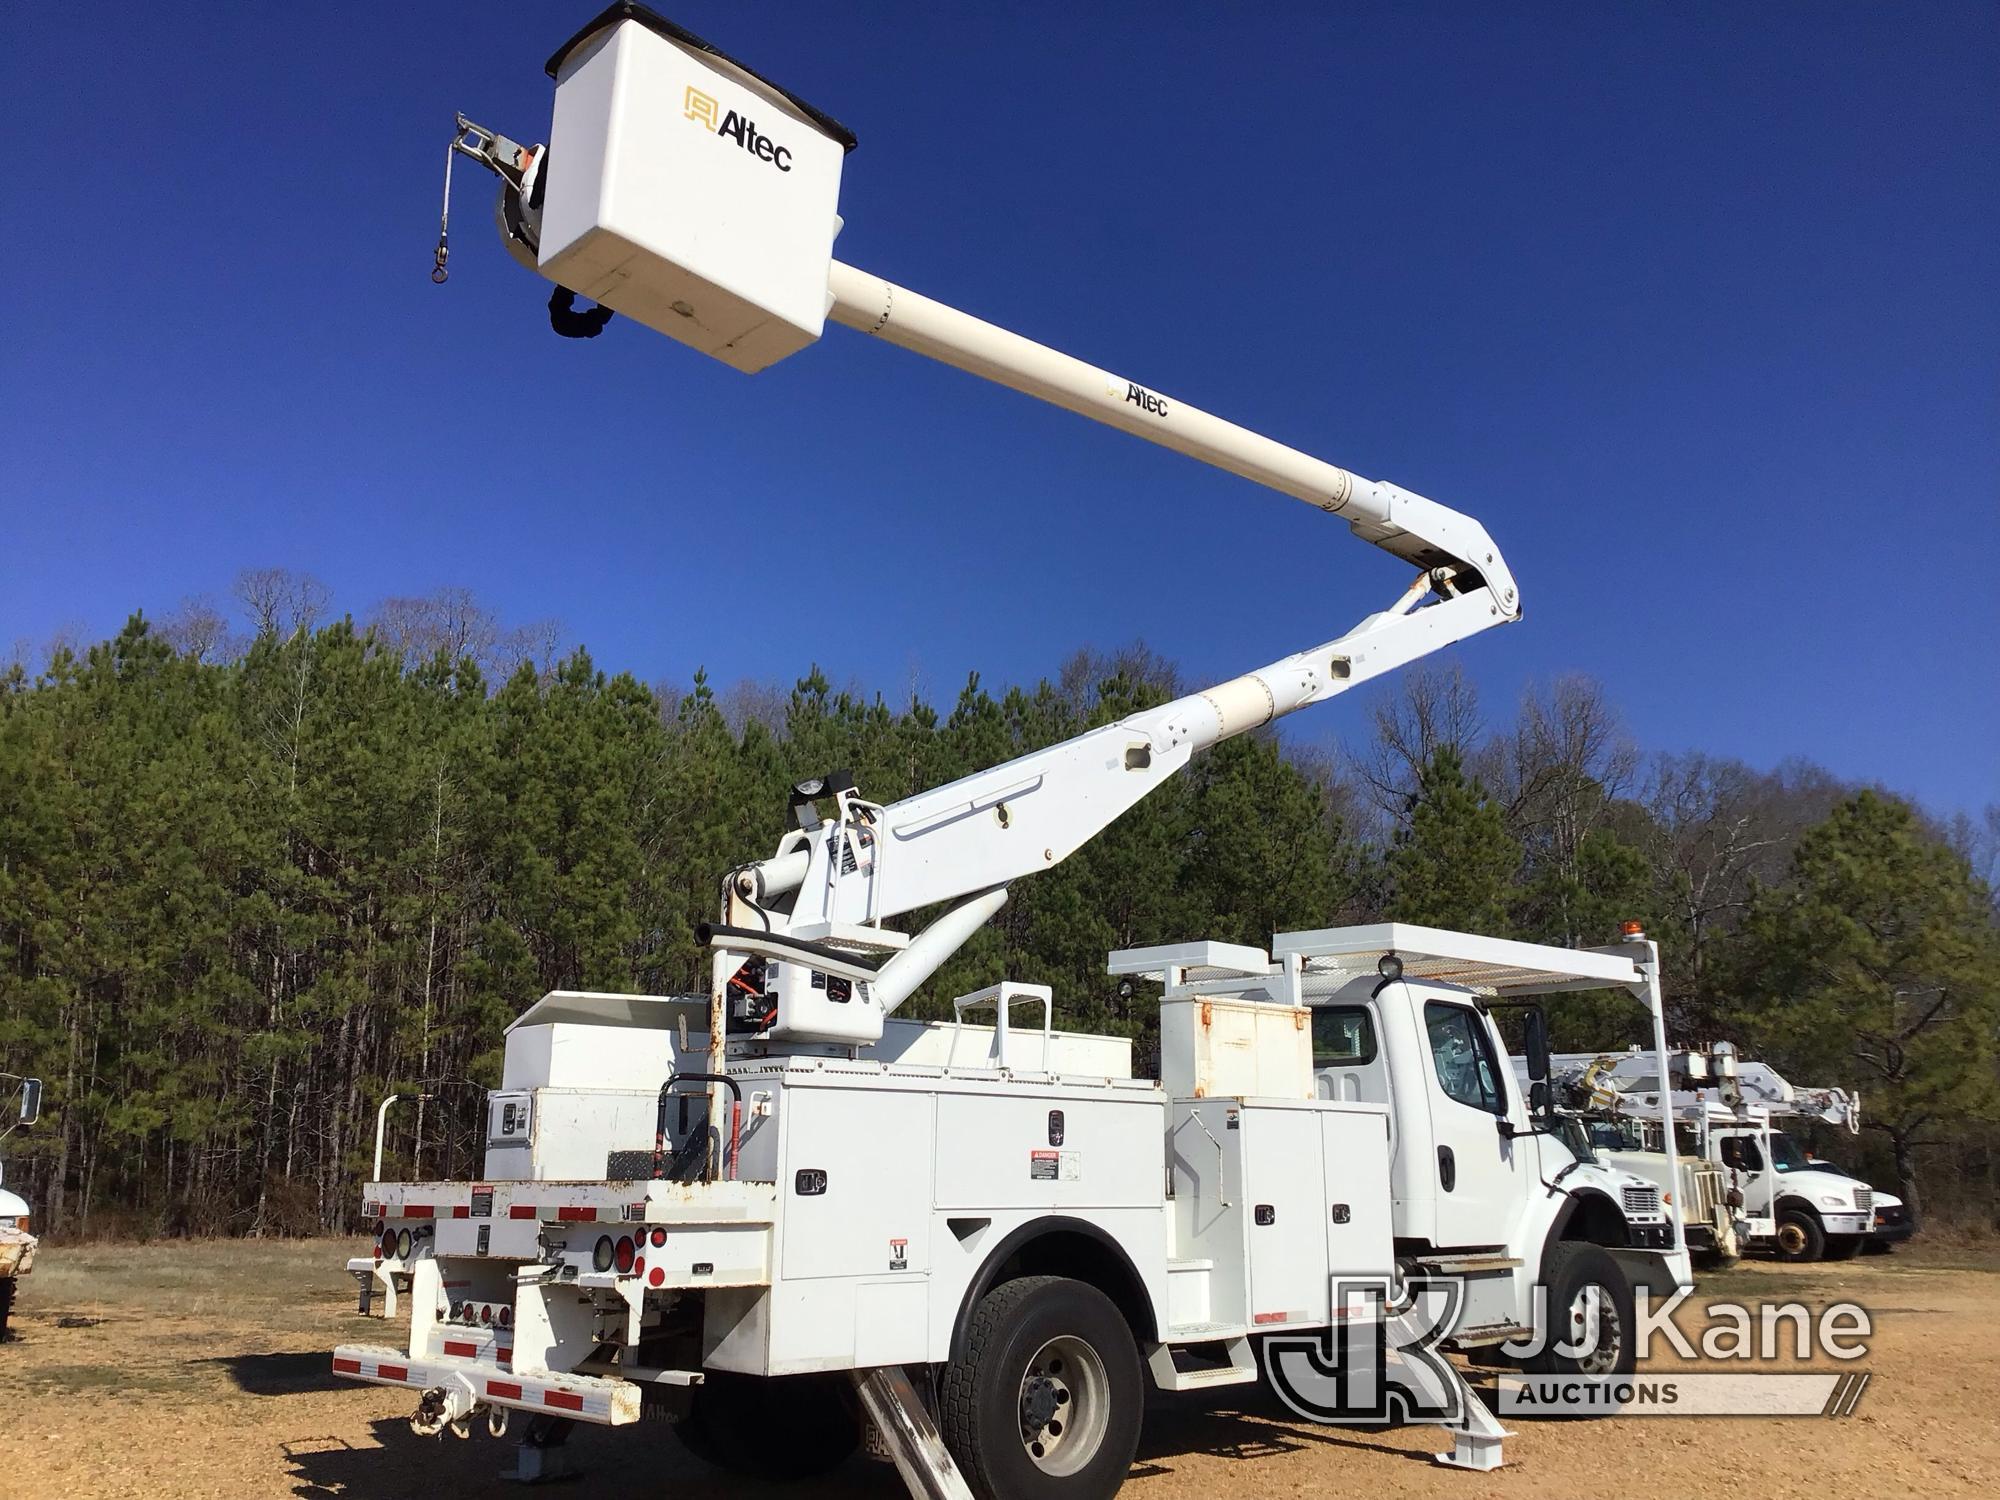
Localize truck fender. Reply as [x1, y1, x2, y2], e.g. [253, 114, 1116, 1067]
[1539, 1188, 1629, 1263]
[947, 1216, 1158, 1364]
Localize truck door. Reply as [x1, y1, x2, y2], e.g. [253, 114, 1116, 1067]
[1419, 999, 1528, 1249]
[1714, 1128, 1771, 1215]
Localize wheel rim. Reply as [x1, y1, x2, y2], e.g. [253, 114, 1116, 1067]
[1777, 1223, 1807, 1256]
[1565, 1283, 1623, 1376]
[1018, 1334, 1110, 1477]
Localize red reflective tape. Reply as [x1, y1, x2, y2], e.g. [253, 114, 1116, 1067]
[509, 1205, 537, 1220]
[332, 1357, 361, 1375]
[498, 1347, 513, 1365]
[1253, 1312, 1289, 1325]
[402, 1205, 434, 1219]
[379, 1363, 409, 1382]
[451, 1205, 470, 1219]
[488, 1380, 523, 1400]
[443, 1340, 478, 1358]
[543, 1390, 585, 1412]
[557, 1205, 596, 1222]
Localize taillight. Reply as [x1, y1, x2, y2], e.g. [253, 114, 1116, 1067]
[499, 1305, 513, 1328]
[449, 1302, 465, 1322]
[380, 1229, 398, 1260]
[480, 1304, 493, 1325]
[649, 1228, 667, 1248]
[592, 1235, 615, 1273]
[613, 1236, 635, 1274]
[648, 1267, 665, 1288]
[396, 1228, 413, 1260]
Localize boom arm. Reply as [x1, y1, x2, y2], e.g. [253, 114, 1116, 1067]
[445, 18, 1524, 1044]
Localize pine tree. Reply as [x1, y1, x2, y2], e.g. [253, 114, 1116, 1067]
[1723, 791, 2000, 1218]
[1385, 746, 1518, 933]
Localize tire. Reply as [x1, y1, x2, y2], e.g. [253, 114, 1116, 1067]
[1822, 1237, 1863, 1261]
[1524, 1242, 1636, 1395]
[0, 1277, 13, 1339]
[672, 1371, 858, 1480]
[1772, 1208, 1826, 1263]
[939, 1275, 1144, 1500]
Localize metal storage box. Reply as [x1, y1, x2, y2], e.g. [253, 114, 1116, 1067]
[1160, 994, 1313, 1100]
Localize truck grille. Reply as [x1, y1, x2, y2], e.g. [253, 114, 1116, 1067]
[1622, 1185, 1661, 1216]
[1853, 1188, 1872, 1212]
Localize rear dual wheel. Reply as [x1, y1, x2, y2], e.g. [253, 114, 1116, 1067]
[940, 1275, 1144, 1500]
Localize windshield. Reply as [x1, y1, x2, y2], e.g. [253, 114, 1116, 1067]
[1587, 1116, 1647, 1152]
[1551, 1116, 1596, 1164]
[1768, 1132, 1810, 1172]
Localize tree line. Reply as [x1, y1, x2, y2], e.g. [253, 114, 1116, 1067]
[2, 578, 1994, 1234]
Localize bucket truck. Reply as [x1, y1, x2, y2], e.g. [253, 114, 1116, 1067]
[1546, 1048, 1894, 1263]
[336, 9, 1685, 1496]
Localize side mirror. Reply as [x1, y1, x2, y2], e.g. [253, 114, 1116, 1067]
[1523, 1008, 1551, 1085]
[1530, 1080, 1551, 1116]
[17, 1078, 40, 1127]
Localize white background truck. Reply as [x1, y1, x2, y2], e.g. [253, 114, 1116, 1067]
[1564, 1051, 1884, 1263]
[0, 1077, 43, 1337]
[339, 9, 1685, 1495]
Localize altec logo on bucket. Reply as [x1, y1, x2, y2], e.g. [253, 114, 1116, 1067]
[683, 86, 793, 172]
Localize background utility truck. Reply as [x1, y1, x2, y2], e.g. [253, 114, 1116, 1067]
[0, 1076, 43, 1337]
[1551, 1049, 1886, 1263]
[1521, 1048, 1767, 1269]
[337, 9, 1683, 1494]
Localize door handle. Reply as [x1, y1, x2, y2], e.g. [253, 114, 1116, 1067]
[1438, 1145, 1456, 1192]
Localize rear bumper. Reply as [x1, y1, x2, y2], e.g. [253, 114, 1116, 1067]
[332, 1343, 644, 1426]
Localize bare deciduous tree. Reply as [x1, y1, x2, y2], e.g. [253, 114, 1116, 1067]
[1355, 659, 1484, 814]
[234, 568, 330, 639]
[159, 595, 235, 662]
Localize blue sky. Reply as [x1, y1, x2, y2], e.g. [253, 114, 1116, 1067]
[4, 3, 1995, 815]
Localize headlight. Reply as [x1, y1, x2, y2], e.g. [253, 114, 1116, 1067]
[1818, 1194, 1848, 1209]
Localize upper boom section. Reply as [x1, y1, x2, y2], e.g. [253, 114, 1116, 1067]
[453, 6, 1519, 611]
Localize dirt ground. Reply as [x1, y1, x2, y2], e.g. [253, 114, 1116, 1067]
[2, 1238, 1996, 1499]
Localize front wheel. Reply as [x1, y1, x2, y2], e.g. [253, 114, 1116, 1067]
[939, 1275, 1144, 1500]
[1522, 1241, 1636, 1404]
[1773, 1209, 1826, 1263]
